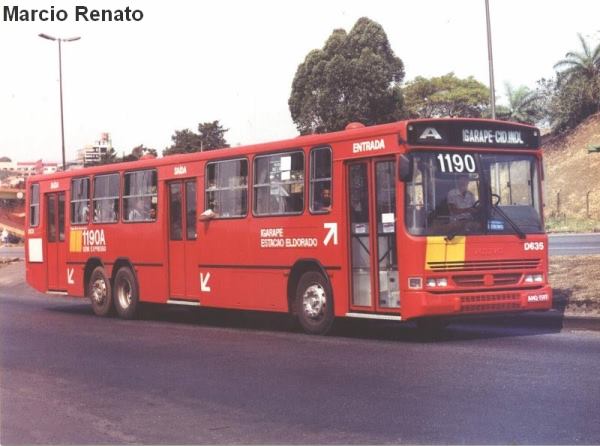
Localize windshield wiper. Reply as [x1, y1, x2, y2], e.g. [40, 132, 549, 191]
[491, 198, 526, 240]
[478, 155, 526, 240]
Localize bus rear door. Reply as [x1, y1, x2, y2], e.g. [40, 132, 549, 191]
[167, 179, 198, 299]
[347, 159, 400, 312]
[46, 191, 67, 291]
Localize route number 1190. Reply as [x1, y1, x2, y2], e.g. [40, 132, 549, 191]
[437, 153, 476, 173]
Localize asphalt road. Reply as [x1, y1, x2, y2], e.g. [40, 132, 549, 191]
[548, 233, 600, 256]
[1, 262, 600, 444]
[0, 246, 23, 259]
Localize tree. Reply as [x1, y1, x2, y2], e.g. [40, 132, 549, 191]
[163, 121, 229, 156]
[197, 121, 230, 150]
[554, 33, 600, 86]
[123, 145, 158, 162]
[541, 34, 600, 132]
[0, 156, 11, 162]
[403, 73, 490, 118]
[163, 129, 203, 156]
[496, 82, 542, 124]
[289, 17, 405, 134]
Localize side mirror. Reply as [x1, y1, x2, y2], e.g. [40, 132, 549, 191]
[398, 154, 413, 182]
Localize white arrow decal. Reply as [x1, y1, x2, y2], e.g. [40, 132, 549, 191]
[67, 268, 74, 285]
[200, 272, 211, 292]
[323, 223, 338, 246]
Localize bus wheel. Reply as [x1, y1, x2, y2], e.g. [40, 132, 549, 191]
[114, 267, 139, 319]
[295, 271, 334, 335]
[88, 266, 113, 317]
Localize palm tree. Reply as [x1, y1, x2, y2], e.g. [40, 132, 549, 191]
[553, 33, 600, 85]
[499, 82, 541, 124]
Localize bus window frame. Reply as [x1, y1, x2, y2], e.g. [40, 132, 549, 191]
[92, 172, 121, 225]
[70, 176, 90, 226]
[309, 146, 332, 215]
[252, 149, 305, 218]
[122, 169, 158, 224]
[204, 157, 249, 220]
[29, 183, 40, 227]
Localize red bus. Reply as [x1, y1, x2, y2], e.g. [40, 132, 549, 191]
[25, 119, 552, 334]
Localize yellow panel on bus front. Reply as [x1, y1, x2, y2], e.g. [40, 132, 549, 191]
[425, 236, 466, 269]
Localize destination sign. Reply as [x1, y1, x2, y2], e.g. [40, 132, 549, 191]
[406, 120, 540, 149]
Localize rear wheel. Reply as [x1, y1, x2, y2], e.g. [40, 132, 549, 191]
[295, 271, 334, 335]
[88, 266, 113, 317]
[113, 267, 139, 319]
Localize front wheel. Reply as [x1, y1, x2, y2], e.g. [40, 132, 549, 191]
[113, 267, 139, 319]
[295, 271, 334, 335]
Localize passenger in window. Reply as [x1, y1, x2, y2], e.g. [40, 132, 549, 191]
[129, 198, 148, 221]
[81, 204, 89, 222]
[200, 199, 219, 220]
[314, 187, 331, 212]
[447, 174, 476, 222]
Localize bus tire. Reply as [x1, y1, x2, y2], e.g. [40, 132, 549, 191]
[88, 266, 113, 317]
[295, 271, 334, 335]
[113, 267, 139, 320]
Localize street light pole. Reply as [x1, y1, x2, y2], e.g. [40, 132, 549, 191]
[485, 0, 496, 119]
[39, 33, 80, 171]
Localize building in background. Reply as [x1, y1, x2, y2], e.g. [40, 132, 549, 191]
[77, 132, 113, 166]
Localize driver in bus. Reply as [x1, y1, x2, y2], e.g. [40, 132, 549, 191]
[447, 174, 476, 222]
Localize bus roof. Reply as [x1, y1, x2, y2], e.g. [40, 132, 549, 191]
[27, 118, 539, 183]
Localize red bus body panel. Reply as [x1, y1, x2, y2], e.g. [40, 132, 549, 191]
[24, 119, 552, 322]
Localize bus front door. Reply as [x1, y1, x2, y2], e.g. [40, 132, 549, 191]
[167, 180, 197, 298]
[347, 159, 399, 312]
[46, 192, 67, 291]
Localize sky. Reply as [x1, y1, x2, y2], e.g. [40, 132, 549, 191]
[1, 0, 599, 163]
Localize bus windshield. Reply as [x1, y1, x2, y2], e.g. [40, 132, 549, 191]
[405, 151, 543, 237]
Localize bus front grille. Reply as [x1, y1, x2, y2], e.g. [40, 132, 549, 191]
[428, 259, 540, 272]
[460, 293, 521, 313]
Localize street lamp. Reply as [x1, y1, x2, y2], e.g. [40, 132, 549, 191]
[484, 0, 496, 119]
[39, 33, 81, 171]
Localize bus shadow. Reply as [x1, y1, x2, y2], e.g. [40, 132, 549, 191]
[139, 304, 567, 343]
[45, 301, 568, 343]
[332, 313, 565, 343]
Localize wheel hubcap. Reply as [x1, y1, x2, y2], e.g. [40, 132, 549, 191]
[92, 279, 107, 305]
[302, 284, 327, 320]
[118, 279, 132, 309]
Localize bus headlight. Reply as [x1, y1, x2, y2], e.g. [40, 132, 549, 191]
[427, 277, 448, 288]
[524, 273, 544, 283]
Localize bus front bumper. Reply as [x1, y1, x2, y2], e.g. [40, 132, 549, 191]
[401, 286, 553, 320]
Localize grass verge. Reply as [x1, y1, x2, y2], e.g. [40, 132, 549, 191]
[545, 216, 600, 233]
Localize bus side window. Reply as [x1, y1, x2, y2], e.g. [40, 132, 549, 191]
[310, 147, 332, 213]
[29, 183, 40, 227]
[71, 177, 90, 225]
[253, 151, 304, 216]
[123, 169, 158, 222]
[93, 173, 119, 223]
[205, 159, 248, 219]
